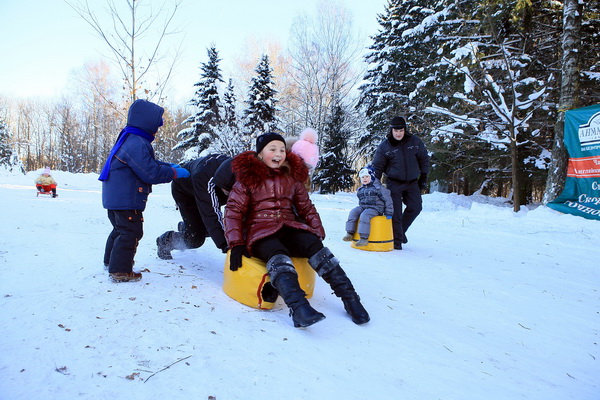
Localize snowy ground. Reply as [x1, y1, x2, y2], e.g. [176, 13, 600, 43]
[0, 169, 598, 400]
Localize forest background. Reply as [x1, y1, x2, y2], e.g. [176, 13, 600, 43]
[0, 0, 599, 211]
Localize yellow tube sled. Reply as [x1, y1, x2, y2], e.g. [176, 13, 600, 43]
[223, 251, 317, 310]
[351, 215, 394, 252]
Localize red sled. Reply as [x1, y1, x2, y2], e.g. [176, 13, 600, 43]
[36, 184, 58, 198]
[36, 190, 57, 197]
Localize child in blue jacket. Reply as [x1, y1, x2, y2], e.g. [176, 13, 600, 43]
[100, 99, 189, 282]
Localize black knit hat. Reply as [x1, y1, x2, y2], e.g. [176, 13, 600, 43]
[390, 116, 406, 129]
[256, 132, 286, 154]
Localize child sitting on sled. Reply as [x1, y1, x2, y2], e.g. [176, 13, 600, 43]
[35, 167, 58, 197]
[343, 167, 393, 246]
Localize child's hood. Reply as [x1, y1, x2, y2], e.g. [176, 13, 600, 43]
[127, 99, 164, 135]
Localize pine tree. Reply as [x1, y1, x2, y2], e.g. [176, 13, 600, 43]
[420, 0, 560, 208]
[0, 116, 23, 173]
[243, 55, 280, 140]
[313, 100, 355, 194]
[214, 79, 245, 156]
[175, 46, 224, 160]
[356, 0, 445, 158]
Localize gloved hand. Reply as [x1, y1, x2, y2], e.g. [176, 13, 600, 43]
[229, 245, 249, 271]
[174, 167, 190, 179]
[385, 214, 393, 219]
[418, 174, 427, 190]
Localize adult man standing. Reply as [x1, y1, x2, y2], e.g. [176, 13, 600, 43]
[156, 154, 233, 259]
[372, 116, 430, 250]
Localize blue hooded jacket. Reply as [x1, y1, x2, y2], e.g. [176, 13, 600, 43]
[101, 99, 175, 211]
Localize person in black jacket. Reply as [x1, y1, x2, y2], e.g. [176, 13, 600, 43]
[156, 154, 233, 260]
[100, 99, 189, 282]
[372, 116, 429, 250]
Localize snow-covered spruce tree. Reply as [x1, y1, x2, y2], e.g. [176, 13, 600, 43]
[313, 99, 355, 194]
[419, 0, 561, 209]
[214, 79, 245, 156]
[0, 116, 24, 173]
[356, 0, 447, 159]
[242, 55, 280, 141]
[175, 45, 224, 161]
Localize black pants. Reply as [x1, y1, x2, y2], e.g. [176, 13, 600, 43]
[387, 179, 423, 246]
[251, 226, 323, 262]
[171, 186, 207, 249]
[104, 210, 143, 273]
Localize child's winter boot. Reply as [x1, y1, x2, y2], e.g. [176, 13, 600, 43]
[267, 254, 325, 328]
[156, 231, 174, 260]
[342, 232, 353, 242]
[309, 247, 370, 324]
[355, 238, 368, 247]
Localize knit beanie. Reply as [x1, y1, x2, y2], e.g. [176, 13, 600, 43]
[390, 116, 406, 129]
[43, 167, 51, 175]
[291, 128, 320, 169]
[359, 168, 371, 178]
[256, 132, 286, 154]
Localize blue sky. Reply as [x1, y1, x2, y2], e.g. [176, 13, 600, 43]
[0, 0, 385, 102]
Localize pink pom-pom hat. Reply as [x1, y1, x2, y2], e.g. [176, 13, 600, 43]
[291, 128, 320, 169]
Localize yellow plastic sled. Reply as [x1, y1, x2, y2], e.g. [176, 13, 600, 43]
[223, 251, 317, 310]
[351, 215, 394, 252]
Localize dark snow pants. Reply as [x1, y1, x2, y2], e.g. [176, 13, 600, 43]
[104, 209, 144, 274]
[251, 226, 324, 262]
[170, 185, 207, 250]
[387, 179, 422, 246]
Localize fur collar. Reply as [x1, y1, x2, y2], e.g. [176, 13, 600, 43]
[232, 150, 309, 188]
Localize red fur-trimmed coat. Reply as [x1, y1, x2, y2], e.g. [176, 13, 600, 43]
[224, 150, 325, 254]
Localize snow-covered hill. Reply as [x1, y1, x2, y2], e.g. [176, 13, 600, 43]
[0, 169, 598, 399]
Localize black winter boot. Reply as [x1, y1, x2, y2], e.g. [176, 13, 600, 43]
[309, 247, 370, 325]
[267, 254, 325, 328]
[156, 231, 174, 260]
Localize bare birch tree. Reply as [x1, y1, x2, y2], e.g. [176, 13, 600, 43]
[66, 0, 183, 104]
[287, 0, 364, 139]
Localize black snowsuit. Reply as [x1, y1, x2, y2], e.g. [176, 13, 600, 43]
[372, 131, 429, 247]
[165, 154, 231, 253]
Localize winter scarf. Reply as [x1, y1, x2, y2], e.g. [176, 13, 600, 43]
[98, 126, 155, 181]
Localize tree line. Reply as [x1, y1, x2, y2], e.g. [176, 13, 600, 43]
[1, 0, 598, 211]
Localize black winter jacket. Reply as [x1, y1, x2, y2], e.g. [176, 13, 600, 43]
[173, 154, 231, 250]
[372, 132, 430, 183]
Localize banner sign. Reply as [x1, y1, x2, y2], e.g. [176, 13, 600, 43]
[547, 103, 600, 220]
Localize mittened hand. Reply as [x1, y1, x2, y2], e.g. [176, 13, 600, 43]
[418, 174, 427, 190]
[229, 245, 249, 271]
[174, 167, 190, 178]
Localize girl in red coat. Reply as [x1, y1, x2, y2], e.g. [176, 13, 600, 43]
[225, 132, 369, 328]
